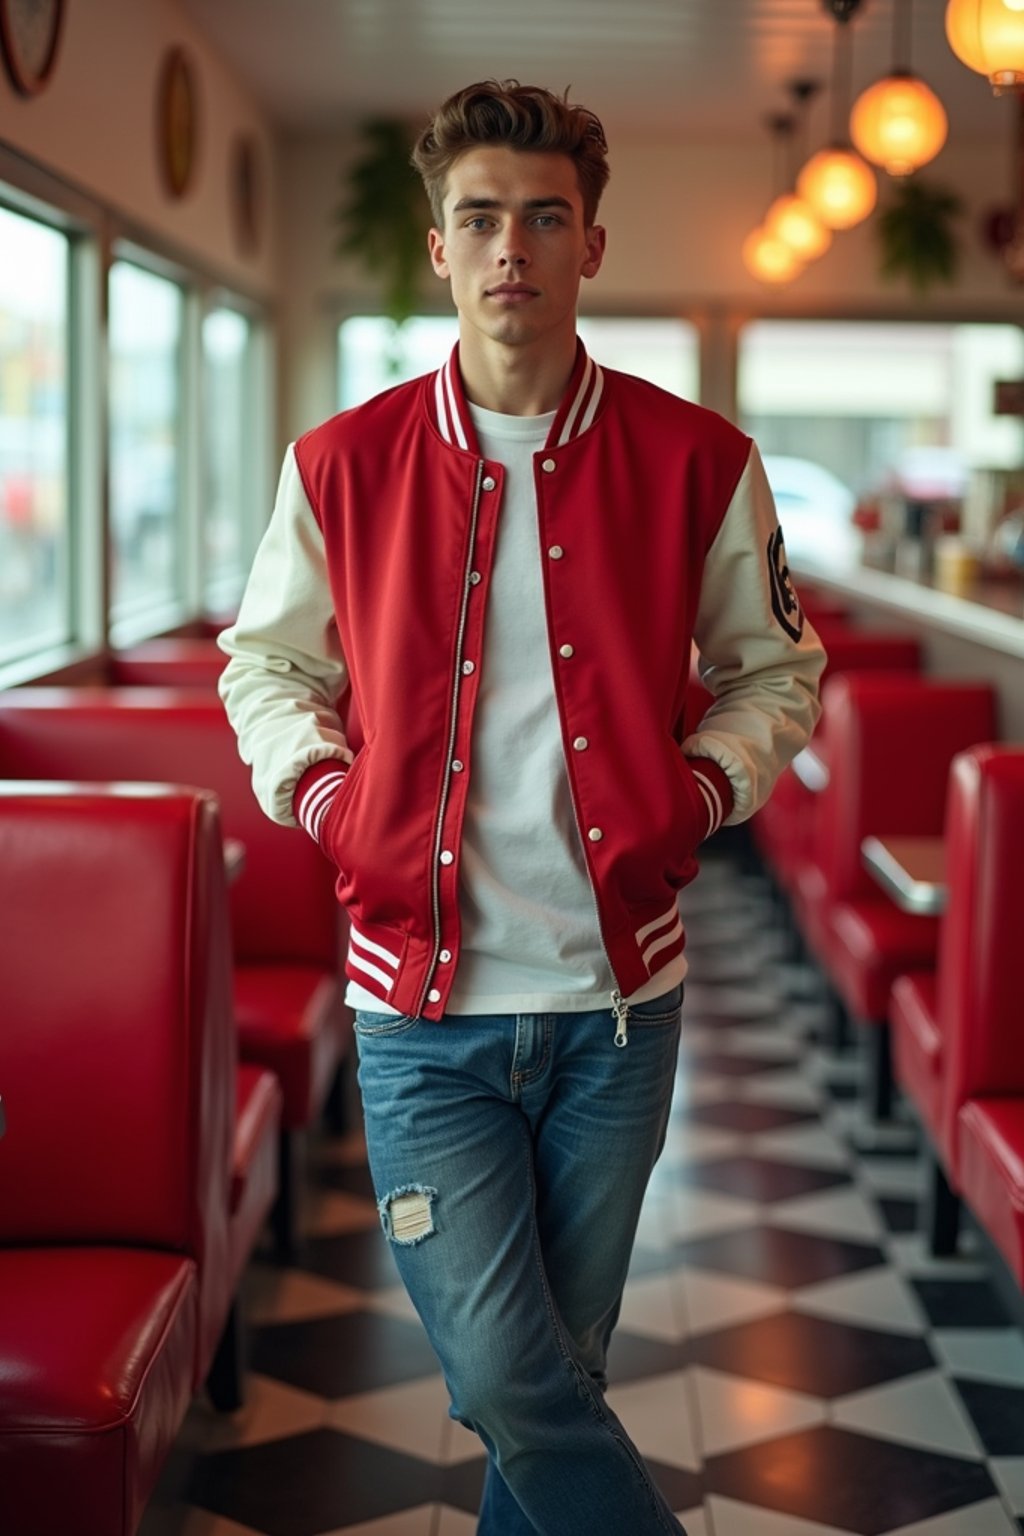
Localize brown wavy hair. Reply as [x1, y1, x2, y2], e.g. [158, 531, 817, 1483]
[411, 79, 610, 229]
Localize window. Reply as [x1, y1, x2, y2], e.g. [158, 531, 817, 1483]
[738, 319, 1024, 570]
[0, 205, 70, 663]
[108, 260, 184, 626]
[338, 316, 699, 409]
[202, 305, 253, 600]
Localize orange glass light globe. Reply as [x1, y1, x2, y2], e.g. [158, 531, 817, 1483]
[765, 193, 833, 259]
[741, 226, 804, 284]
[946, 0, 1024, 90]
[851, 73, 948, 175]
[797, 147, 878, 229]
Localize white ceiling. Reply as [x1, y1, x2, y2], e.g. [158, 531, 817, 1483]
[180, 0, 1011, 147]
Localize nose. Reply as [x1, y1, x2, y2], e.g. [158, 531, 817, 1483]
[498, 222, 530, 269]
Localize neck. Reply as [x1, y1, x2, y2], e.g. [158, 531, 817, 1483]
[457, 329, 577, 416]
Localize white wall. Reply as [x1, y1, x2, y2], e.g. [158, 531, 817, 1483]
[0, 0, 279, 296]
[280, 128, 1024, 443]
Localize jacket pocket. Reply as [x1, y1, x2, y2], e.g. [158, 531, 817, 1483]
[321, 743, 372, 872]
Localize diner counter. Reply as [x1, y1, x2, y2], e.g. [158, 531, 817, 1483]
[791, 557, 1024, 661]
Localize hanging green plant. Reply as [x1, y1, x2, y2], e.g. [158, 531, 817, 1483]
[335, 119, 430, 326]
[875, 177, 964, 295]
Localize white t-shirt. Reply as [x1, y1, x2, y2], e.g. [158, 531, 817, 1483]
[346, 401, 684, 1016]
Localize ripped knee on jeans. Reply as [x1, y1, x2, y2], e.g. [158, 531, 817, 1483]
[378, 1183, 438, 1246]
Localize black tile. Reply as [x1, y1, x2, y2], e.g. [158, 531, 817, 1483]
[911, 1278, 1012, 1329]
[706, 1424, 995, 1535]
[316, 1161, 379, 1200]
[293, 1226, 401, 1290]
[686, 1101, 817, 1135]
[823, 1077, 861, 1102]
[605, 1328, 691, 1385]
[187, 1428, 441, 1535]
[679, 1155, 851, 1203]
[689, 1309, 934, 1397]
[251, 1308, 440, 1398]
[674, 1225, 887, 1289]
[953, 1377, 1024, 1455]
[877, 1196, 919, 1234]
[439, 1451, 704, 1521]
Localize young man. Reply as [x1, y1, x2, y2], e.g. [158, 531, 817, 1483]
[219, 80, 825, 1536]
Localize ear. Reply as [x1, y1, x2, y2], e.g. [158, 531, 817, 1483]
[427, 227, 450, 279]
[581, 224, 606, 281]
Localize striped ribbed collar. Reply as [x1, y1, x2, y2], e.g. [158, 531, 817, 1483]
[431, 340, 605, 456]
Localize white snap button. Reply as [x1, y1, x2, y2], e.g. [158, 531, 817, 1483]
[573, 736, 589, 751]
[482, 475, 496, 491]
[439, 949, 452, 963]
[427, 988, 441, 1003]
[462, 659, 475, 675]
[541, 458, 556, 473]
[548, 545, 564, 560]
[452, 759, 464, 772]
[440, 850, 454, 865]
[469, 570, 482, 585]
[588, 827, 603, 842]
[559, 643, 575, 658]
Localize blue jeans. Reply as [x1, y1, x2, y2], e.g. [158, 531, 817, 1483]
[354, 986, 687, 1536]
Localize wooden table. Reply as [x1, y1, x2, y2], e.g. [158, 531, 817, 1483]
[861, 834, 947, 916]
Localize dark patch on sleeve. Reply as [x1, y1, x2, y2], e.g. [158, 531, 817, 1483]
[766, 527, 804, 641]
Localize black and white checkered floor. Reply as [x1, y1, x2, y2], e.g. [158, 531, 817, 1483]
[142, 851, 1024, 1536]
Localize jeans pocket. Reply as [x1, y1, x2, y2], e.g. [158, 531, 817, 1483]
[354, 1009, 421, 1038]
[627, 982, 684, 1027]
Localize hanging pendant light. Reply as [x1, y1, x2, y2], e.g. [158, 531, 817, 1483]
[765, 84, 833, 258]
[798, 0, 877, 229]
[852, 0, 947, 175]
[946, 0, 1024, 93]
[742, 226, 806, 283]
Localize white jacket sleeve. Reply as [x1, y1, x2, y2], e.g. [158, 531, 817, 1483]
[683, 441, 826, 823]
[217, 445, 352, 826]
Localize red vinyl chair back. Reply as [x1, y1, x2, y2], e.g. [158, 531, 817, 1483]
[939, 746, 1024, 1164]
[819, 631, 922, 682]
[0, 784, 234, 1372]
[107, 638, 227, 688]
[0, 689, 339, 970]
[815, 674, 998, 903]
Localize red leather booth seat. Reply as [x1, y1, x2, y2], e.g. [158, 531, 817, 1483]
[0, 785, 280, 1536]
[0, 690, 350, 1252]
[892, 747, 1024, 1279]
[107, 638, 227, 688]
[752, 631, 923, 894]
[794, 674, 997, 1119]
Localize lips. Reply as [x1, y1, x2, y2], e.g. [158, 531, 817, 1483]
[486, 285, 539, 299]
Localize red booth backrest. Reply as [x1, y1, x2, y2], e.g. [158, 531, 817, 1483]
[816, 674, 998, 901]
[0, 689, 339, 969]
[0, 785, 233, 1261]
[107, 639, 227, 688]
[819, 632, 922, 683]
[941, 746, 1024, 1153]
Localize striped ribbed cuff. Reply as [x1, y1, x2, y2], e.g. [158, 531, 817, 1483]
[293, 759, 348, 845]
[686, 757, 734, 839]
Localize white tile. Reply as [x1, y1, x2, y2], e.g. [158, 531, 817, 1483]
[884, 1497, 1019, 1536]
[856, 1158, 926, 1199]
[673, 1266, 787, 1335]
[705, 1498, 854, 1536]
[326, 1374, 455, 1463]
[748, 1125, 849, 1171]
[171, 1374, 325, 1453]
[243, 1266, 367, 1325]
[931, 1329, 1024, 1387]
[661, 1188, 762, 1242]
[769, 1187, 884, 1244]
[604, 1369, 701, 1471]
[662, 1125, 746, 1164]
[737, 1072, 823, 1110]
[722, 1026, 803, 1059]
[989, 1458, 1024, 1516]
[832, 1370, 984, 1460]
[323, 1509, 436, 1536]
[690, 1366, 827, 1457]
[363, 1282, 424, 1323]
[793, 1268, 928, 1335]
[674, 1505, 709, 1535]
[618, 1270, 689, 1341]
[683, 982, 783, 1018]
[886, 1235, 986, 1278]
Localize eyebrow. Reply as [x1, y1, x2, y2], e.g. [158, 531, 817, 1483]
[450, 196, 575, 214]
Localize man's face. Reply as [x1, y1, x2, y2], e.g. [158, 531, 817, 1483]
[427, 146, 605, 352]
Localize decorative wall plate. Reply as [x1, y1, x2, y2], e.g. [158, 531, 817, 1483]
[231, 133, 262, 256]
[157, 45, 198, 199]
[0, 0, 65, 96]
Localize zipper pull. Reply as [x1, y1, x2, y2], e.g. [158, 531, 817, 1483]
[611, 989, 630, 1048]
